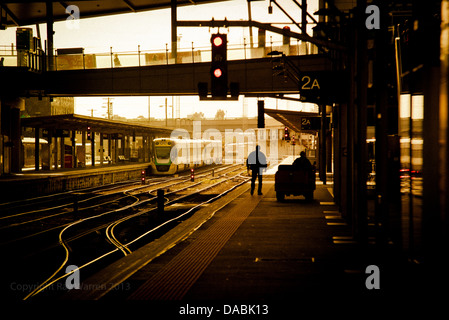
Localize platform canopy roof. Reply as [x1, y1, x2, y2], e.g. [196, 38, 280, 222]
[1, 0, 225, 28]
[264, 108, 319, 133]
[21, 113, 172, 136]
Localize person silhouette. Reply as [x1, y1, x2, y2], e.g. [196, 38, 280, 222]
[292, 151, 312, 171]
[246, 145, 267, 195]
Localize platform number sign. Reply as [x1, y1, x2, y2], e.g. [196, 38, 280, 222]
[298, 71, 346, 104]
[301, 118, 312, 130]
[299, 71, 347, 104]
[300, 75, 321, 91]
[298, 73, 323, 103]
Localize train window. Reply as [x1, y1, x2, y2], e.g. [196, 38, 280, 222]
[155, 147, 171, 159]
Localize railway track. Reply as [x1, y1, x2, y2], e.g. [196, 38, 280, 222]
[0, 164, 233, 246]
[1, 164, 249, 300]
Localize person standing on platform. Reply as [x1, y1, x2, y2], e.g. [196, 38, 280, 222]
[246, 145, 267, 195]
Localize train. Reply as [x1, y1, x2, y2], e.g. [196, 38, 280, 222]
[151, 137, 222, 175]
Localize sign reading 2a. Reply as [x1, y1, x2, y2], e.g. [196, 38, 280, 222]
[300, 75, 321, 91]
[299, 71, 347, 104]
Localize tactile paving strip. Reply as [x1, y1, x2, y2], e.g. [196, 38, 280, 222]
[127, 193, 262, 300]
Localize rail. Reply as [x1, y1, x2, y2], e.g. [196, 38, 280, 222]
[0, 39, 318, 72]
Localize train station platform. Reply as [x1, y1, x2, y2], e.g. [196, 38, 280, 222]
[0, 162, 151, 201]
[63, 176, 436, 316]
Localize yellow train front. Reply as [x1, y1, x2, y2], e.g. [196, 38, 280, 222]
[151, 138, 222, 175]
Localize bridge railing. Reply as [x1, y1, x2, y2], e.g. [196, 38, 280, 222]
[0, 40, 318, 71]
[0, 44, 45, 72]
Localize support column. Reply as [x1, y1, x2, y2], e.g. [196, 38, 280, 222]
[100, 132, 104, 165]
[333, 104, 341, 207]
[71, 130, 76, 168]
[126, 135, 131, 160]
[120, 136, 125, 160]
[81, 130, 86, 167]
[421, 0, 444, 263]
[91, 131, 95, 166]
[143, 135, 147, 162]
[374, 2, 392, 246]
[439, 0, 449, 261]
[60, 135, 65, 169]
[301, 0, 307, 34]
[53, 135, 58, 169]
[46, 1, 54, 71]
[171, 0, 177, 63]
[107, 134, 112, 164]
[0, 99, 3, 176]
[149, 134, 154, 162]
[320, 105, 327, 184]
[42, 130, 51, 170]
[114, 137, 119, 163]
[354, 0, 368, 242]
[10, 107, 21, 173]
[346, 16, 356, 225]
[257, 100, 265, 128]
[247, 0, 253, 46]
[35, 127, 40, 171]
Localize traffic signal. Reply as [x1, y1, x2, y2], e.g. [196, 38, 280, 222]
[282, 26, 290, 45]
[141, 170, 146, 184]
[190, 168, 195, 182]
[284, 127, 290, 141]
[257, 100, 265, 128]
[87, 126, 92, 140]
[211, 33, 227, 98]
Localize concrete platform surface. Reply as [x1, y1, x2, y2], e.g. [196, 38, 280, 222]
[60, 180, 439, 317]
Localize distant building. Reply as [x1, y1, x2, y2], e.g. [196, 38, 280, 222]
[23, 96, 74, 117]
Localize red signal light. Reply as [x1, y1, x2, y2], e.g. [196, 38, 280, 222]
[213, 68, 223, 78]
[284, 127, 290, 140]
[213, 36, 223, 47]
[210, 33, 227, 98]
[141, 170, 146, 184]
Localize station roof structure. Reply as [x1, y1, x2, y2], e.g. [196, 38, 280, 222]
[1, 0, 224, 27]
[21, 113, 172, 136]
[264, 109, 319, 132]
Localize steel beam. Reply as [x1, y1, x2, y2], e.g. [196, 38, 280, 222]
[177, 19, 346, 51]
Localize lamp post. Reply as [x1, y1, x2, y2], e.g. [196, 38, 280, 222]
[101, 97, 113, 120]
[159, 97, 173, 127]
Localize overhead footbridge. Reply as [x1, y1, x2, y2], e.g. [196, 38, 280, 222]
[0, 54, 332, 98]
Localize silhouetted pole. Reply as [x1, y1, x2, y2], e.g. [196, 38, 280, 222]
[46, 1, 54, 71]
[171, 0, 177, 63]
[320, 104, 327, 185]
